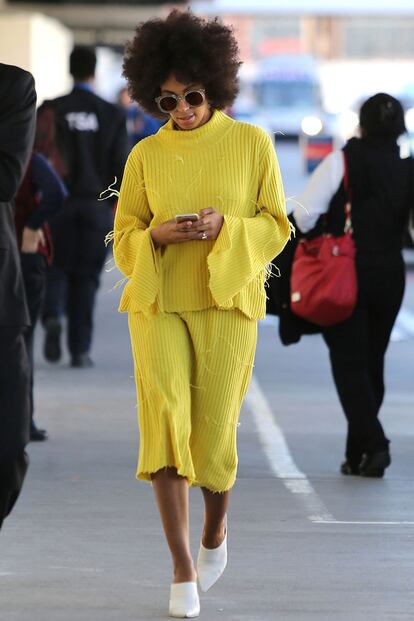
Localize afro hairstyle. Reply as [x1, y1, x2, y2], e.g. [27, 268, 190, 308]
[122, 10, 241, 118]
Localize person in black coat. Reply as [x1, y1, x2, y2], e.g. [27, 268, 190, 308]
[294, 93, 413, 478]
[0, 63, 37, 529]
[39, 46, 129, 367]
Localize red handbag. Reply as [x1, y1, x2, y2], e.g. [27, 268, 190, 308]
[290, 157, 357, 327]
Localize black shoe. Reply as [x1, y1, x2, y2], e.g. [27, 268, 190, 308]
[340, 461, 360, 476]
[71, 353, 94, 368]
[30, 424, 48, 442]
[359, 450, 391, 478]
[43, 317, 62, 363]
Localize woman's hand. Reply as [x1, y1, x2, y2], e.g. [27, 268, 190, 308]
[192, 208, 224, 242]
[21, 226, 45, 253]
[150, 218, 201, 248]
[150, 208, 224, 248]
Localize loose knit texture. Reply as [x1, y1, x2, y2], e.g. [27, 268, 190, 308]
[113, 109, 291, 319]
[128, 308, 257, 492]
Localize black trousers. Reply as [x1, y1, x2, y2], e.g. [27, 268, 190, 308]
[322, 258, 405, 466]
[20, 252, 47, 423]
[0, 327, 30, 528]
[43, 200, 112, 357]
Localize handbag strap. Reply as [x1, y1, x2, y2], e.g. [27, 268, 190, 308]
[343, 152, 353, 234]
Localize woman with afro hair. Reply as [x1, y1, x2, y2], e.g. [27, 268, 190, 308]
[113, 10, 290, 617]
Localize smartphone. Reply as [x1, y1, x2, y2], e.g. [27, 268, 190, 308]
[175, 213, 199, 223]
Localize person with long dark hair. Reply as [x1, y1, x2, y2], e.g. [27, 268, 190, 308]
[295, 93, 413, 478]
[113, 10, 290, 617]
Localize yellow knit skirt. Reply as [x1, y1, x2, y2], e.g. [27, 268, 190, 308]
[128, 308, 257, 493]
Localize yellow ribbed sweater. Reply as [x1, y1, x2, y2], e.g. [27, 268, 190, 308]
[113, 109, 290, 319]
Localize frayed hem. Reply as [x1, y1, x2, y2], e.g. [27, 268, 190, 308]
[196, 484, 235, 493]
[136, 466, 236, 494]
[136, 464, 196, 487]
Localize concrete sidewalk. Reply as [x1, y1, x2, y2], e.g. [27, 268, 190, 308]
[1, 265, 414, 621]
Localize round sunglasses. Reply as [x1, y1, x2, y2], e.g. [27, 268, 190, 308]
[155, 89, 206, 114]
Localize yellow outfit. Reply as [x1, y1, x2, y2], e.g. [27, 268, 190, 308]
[114, 109, 290, 492]
[128, 308, 257, 491]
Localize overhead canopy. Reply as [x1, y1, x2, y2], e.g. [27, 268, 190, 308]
[191, 0, 414, 15]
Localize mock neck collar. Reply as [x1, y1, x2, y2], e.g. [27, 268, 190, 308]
[156, 109, 234, 146]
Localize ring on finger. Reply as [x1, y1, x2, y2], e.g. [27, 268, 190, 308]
[201, 232, 208, 240]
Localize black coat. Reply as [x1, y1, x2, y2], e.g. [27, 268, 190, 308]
[0, 64, 36, 327]
[0, 64, 36, 474]
[326, 138, 413, 266]
[38, 86, 129, 201]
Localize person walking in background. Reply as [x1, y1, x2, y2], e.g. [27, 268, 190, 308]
[114, 11, 290, 618]
[40, 46, 129, 368]
[117, 86, 162, 148]
[294, 93, 413, 478]
[0, 63, 36, 529]
[15, 151, 68, 441]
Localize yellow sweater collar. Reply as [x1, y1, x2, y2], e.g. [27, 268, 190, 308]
[156, 109, 234, 146]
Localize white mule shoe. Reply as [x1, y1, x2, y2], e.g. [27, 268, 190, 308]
[197, 516, 227, 592]
[169, 582, 200, 618]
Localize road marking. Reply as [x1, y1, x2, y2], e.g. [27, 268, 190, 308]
[245, 375, 334, 523]
[312, 520, 414, 525]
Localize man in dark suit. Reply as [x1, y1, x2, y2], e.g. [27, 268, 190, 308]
[40, 46, 129, 367]
[0, 63, 37, 529]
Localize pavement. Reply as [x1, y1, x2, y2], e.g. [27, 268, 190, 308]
[1, 144, 414, 620]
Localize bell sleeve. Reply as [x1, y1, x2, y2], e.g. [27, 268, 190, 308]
[113, 148, 159, 311]
[207, 131, 291, 307]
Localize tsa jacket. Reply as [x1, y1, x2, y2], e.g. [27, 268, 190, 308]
[38, 85, 129, 201]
